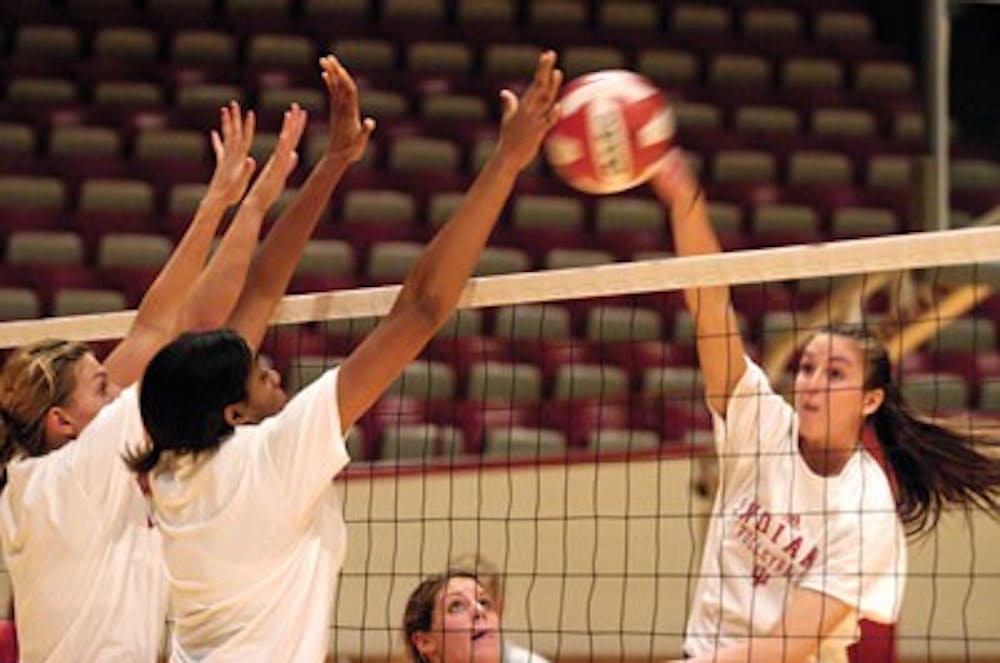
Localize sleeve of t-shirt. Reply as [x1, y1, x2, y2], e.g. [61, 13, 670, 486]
[798, 468, 906, 623]
[708, 356, 796, 460]
[258, 367, 349, 517]
[57, 385, 146, 523]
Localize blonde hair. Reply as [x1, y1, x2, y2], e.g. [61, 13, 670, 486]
[0, 339, 90, 487]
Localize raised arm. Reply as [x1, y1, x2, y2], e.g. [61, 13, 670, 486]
[650, 154, 746, 414]
[226, 55, 375, 352]
[103, 102, 257, 388]
[681, 588, 853, 663]
[335, 50, 562, 433]
[175, 104, 307, 335]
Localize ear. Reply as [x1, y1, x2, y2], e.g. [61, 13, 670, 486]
[411, 631, 436, 661]
[42, 406, 78, 448]
[223, 402, 248, 427]
[862, 387, 885, 418]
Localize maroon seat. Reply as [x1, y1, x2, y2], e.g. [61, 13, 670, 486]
[594, 341, 682, 389]
[357, 395, 428, 459]
[0, 619, 17, 663]
[423, 336, 511, 384]
[427, 400, 539, 454]
[847, 620, 897, 663]
[541, 399, 631, 448]
[507, 339, 594, 384]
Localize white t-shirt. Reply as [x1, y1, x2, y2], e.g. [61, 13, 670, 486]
[0, 386, 167, 663]
[502, 640, 550, 663]
[684, 359, 907, 658]
[150, 368, 349, 663]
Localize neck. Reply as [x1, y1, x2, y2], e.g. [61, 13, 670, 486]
[798, 436, 856, 476]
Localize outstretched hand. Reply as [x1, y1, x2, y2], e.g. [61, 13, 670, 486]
[649, 149, 700, 210]
[321, 54, 376, 164]
[206, 101, 257, 206]
[495, 50, 563, 172]
[245, 103, 308, 208]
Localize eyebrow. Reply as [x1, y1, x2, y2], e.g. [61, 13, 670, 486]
[801, 351, 853, 366]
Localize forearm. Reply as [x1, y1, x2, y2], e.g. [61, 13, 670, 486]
[177, 193, 271, 332]
[393, 151, 520, 322]
[670, 192, 731, 318]
[227, 155, 350, 350]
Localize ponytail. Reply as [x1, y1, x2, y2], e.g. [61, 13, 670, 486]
[824, 323, 1000, 538]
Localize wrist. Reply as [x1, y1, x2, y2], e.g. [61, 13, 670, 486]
[488, 147, 523, 177]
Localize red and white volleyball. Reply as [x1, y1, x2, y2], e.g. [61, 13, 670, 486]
[544, 70, 675, 194]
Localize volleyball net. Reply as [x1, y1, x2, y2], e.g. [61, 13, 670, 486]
[2, 222, 1000, 661]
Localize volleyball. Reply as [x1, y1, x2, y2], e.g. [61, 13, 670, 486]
[544, 70, 675, 194]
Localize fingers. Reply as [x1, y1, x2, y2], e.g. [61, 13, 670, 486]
[210, 130, 223, 160]
[361, 116, 376, 136]
[499, 89, 518, 123]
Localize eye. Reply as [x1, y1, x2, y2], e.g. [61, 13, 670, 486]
[479, 597, 494, 610]
[830, 369, 844, 380]
[798, 361, 814, 375]
[447, 599, 467, 614]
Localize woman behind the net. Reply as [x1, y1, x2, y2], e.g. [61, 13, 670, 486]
[404, 570, 504, 663]
[652, 152, 1000, 663]
[126, 52, 563, 662]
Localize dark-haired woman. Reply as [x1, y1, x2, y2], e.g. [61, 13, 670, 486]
[651, 153, 1000, 663]
[129, 52, 563, 662]
[404, 571, 503, 663]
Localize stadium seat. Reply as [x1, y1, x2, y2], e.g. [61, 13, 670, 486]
[743, 7, 803, 41]
[176, 83, 245, 110]
[433, 309, 483, 339]
[544, 248, 614, 270]
[585, 305, 662, 343]
[867, 155, 914, 188]
[97, 233, 172, 269]
[561, 47, 627, 79]
[171, 30, 237, 66]
[93, 27, 159, 61]
[781, 57, 844, 90]
[380, 423, 463, 462]
[814, 11, 874, 43]
[787, 151, 853, 185]
[52, 288, 127, 316]
[13, 24, 81, 62]
[588, 428, 661, 454]
[294, 239, 355, 278]
[79, 179, 155, 214]
[366, 241, 422, 282]
[708, 54, 772, 89]
[950, 159, 1000, 192]
[511, 195, 585, 231]
[342, 189, 416, 224]
[388, 136, 460, 173]
[599, 3, 659, 31]
[0, 287, 42, 321]
[387, 359, 456, 400]
[831, 207, 899, 238]
[856, 61, 915, 94]
[422, 93, 487, 121]
[483, 44, 543, 78]
[467, 361, 542, 403]
[483, 426, 565, 458]
[674, 101, 723, 132]
[0, 175, 67, 214]
[474, 247, 530, 276]
[5, 77, 77, 105]
[456, 0, 513, 26]
[552, 363, 629, 401]
[637, 49, 701, 86]
[407, 42, 473, 74]
[811, 108, 877, 139]
[246, 34, 314, 68]
[358, 89, 410, 118]
[494, 304, 571, 342]
[382, 0, 445, 23]
[713, 150, 776, 184]
[529, 0, 587, 27]
[333, 38, 396, 72]
[929, 317, 997, 353]
[49, 126, 121, 158]
[900, 373, 970, 412]
[670, 4, 732, 36]
[734, 105, 800, 135]
[0, 123, 35, 156]
[7, 231, 83, 266]
[93, 82, 164, 108]
[257, 87, 326, 115]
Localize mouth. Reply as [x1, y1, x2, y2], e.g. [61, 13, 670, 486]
[471, 629, 495, 642]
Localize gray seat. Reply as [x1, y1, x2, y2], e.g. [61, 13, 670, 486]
[493, 304, 571, 341]
[552, 363, 629, 400]
[484, 427, 565, 458]
[467, 361, 542, 403]
[7, 231, 84, 266]
[387, 360, 456, 400]
[585, 306, 662, 343]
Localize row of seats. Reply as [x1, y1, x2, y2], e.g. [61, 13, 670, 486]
[281, 354, 1000, 462]
[1, 3, 900, 50]
[2, 24, 914, 92]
